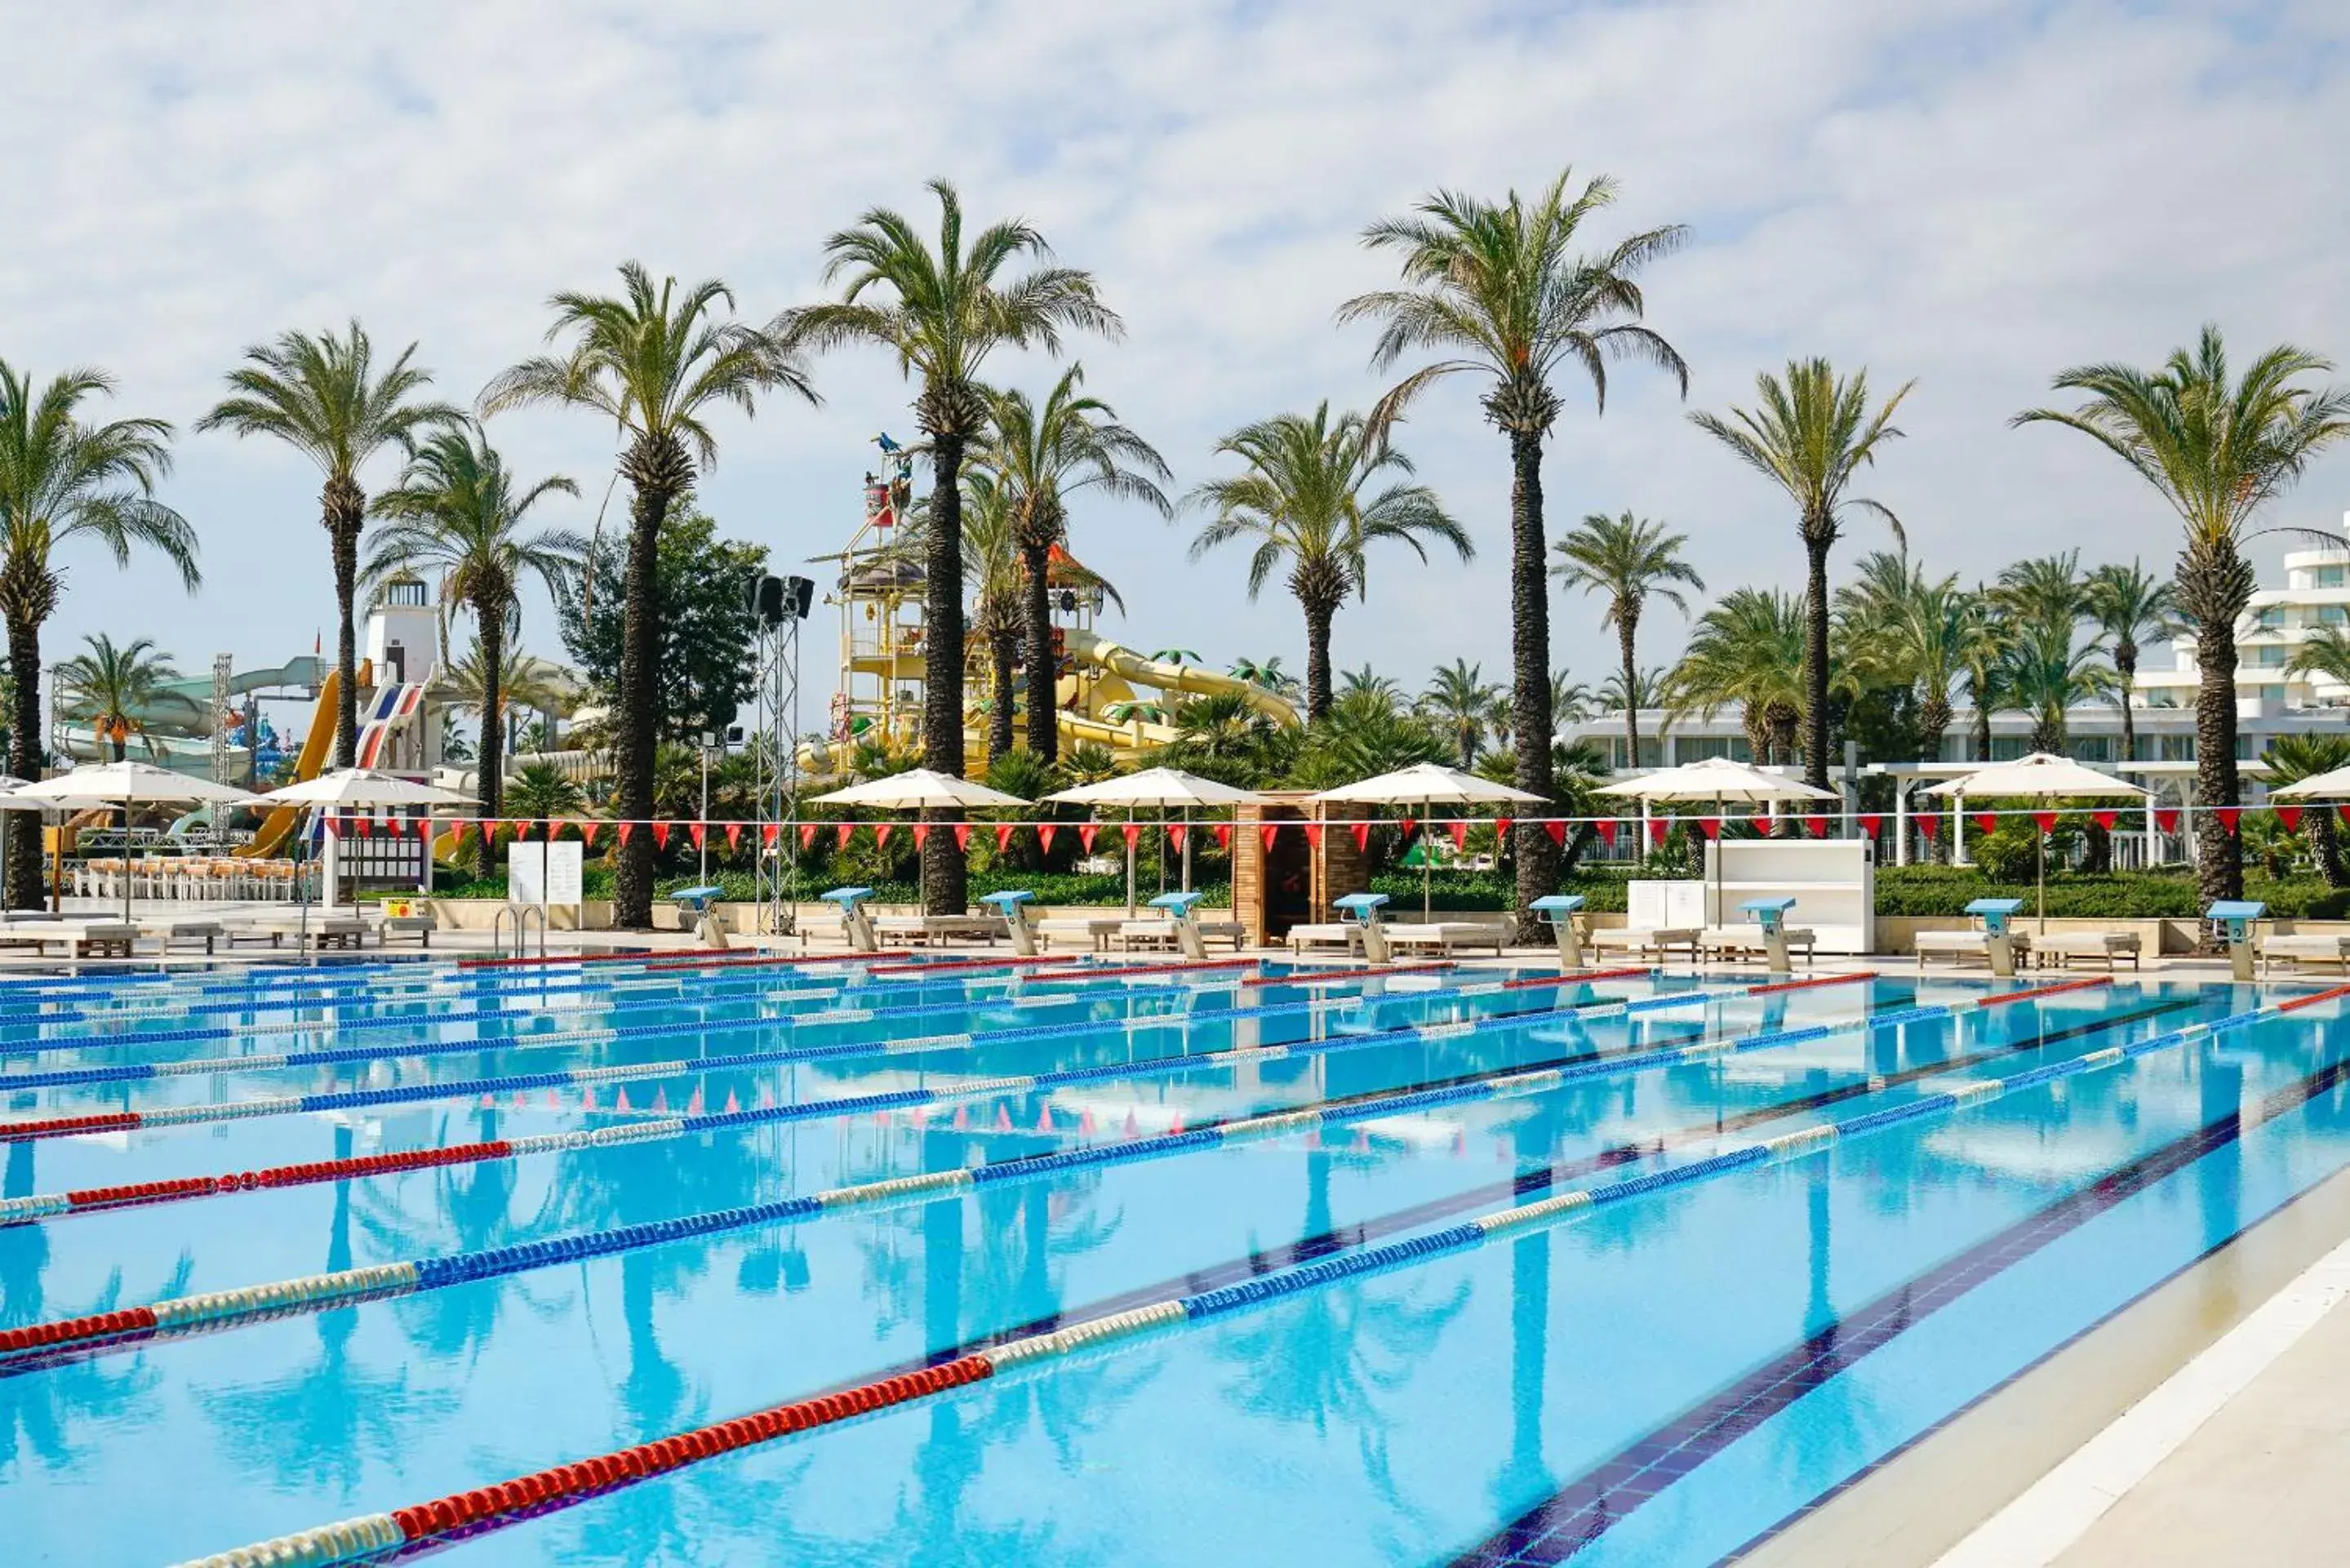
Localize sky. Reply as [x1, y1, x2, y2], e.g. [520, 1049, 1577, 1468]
[7, 0, 2350, 728]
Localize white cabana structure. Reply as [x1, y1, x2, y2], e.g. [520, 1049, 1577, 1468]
[1313, 762, 1543, 919]
[256, 768, 473, 913]
[1046, 767, 1264, 913]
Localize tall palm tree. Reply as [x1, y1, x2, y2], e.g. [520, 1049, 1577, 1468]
[788, 182, 1116, 914]
[56, 634, 179, 761]
[0, 362, 201, 907]
[1419, 658, 1506, 769]
[479, 263, 811, 928]
[1691, 359, 1912, 793]
[1886, 578, 1990, 761]
[2015, 326, 2350, 901]
[1342, 168, 1688, 927]
[1187, 403, 1471, 719]
[2086, 559, 2180, 766]
[196, 322, 459, 771]
[1552, 511, 1703, 778]
[367, 424, 584, 868]
[1551, 668, 1597, 729]
[1667, 589, 1809, 765]
[1993, 550, 2090, 636]
[976, 366, 1171, 762]
[1595, 664, 1670, 766]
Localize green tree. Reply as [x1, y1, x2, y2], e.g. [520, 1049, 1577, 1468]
[560, 507, 765, 748]
[1667, 588, 1809, 765]
[480, 261, 811, 929]
[2288, 624, 2350, 689]
[1596, 664, 1669, 762]
[1690, 358, 1912, 793]
[1339, 664, 1402, 703]
[1418, 658, 1506, 770]
[2085, 559, 2179, 766]
[1289, 686, 1449, 790]
[2015, 326, 2350, 902]
[1838, 565, 1989, 763]
[504, 759, 587, 822]
[1997, 618, 2116, 753]
[56, 633, 180, 761]
[1187, 402, 1470, 720]
[2266, 733, 2350, 886]
[368, 424, 583, 860]
[1993, 550, 2090, 637]
[1552, 510, 1703, 776]
[1343, 169, 1688, 928]
[197, 321, 458, 769]
[789, 180, 1117, 916]
[0, 362, 201, 906]
[975, 366, 1171, 763]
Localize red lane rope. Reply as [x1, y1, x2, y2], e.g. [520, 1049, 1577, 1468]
[2276, 983, 2350, 1014]
[1499, 966, 1657, 991]
[1747, 971, 1877, 995]
[0, 1304, 158, 1355]
[1975, 975, 2117, 1009]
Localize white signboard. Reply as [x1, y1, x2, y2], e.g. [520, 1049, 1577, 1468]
[508, 842, 584, 908]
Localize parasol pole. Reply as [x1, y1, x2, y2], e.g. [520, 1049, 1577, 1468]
[1125, 806, 1136, 917]
[1423, 794, 1433, 922]
[1180, 806, 1192, 893]
[121, 791, 133, 927]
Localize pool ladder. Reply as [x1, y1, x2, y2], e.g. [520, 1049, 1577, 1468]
[492, 904, 548, 961]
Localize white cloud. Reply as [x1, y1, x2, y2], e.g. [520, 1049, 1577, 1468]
[4, 0, 2346, 722]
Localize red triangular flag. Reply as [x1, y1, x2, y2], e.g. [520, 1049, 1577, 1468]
[1260, 823, 1280, 852]
[1697, 816, 1722, 841]
[2339, 805, 2350, 829]
[616, 820, 633, 845]
[1803, 814, 1828, 837]
[797, 823, 816, 850]
[2155, 807, 2180, 834]
[688, 822, 707, 851]
[1972, 812, 1997, 836]
[994, 823, 1015, 853]
[2215, 806, 2241, 834]
[1645, 817, 1668, 846]
[912, 823, 930, 849]
[355, 815, 373, 837]
[1494, 816, 1512, 841]
[651, 821, 670, 849]
[2090, 809, 2118, 833]
[1213, 823, 1233, 850]
[1121, 823, 1140, 850]
[837, 823, 855, 850]
[582, 820, 601, 847]
[1038, 824, 1057, 851]
[1173, 824, 1193, 853]
[952, 823, 971, 850]
[2276, 806, 2304, 833]
[1917, 815, 1939, 840]
[2032, 811, 2058, 834]
[1400, 816, 1417, 841]
[725, 823, 741, 851]
[1078, 824, 1099, 853]
[1857, 814, 1882, 836]
[1588, 820, 1612, 846]
[446, 819, 468, 845]
[1344, 823, 1365, 853]
[873, 823, 893, 850]
[1304, 823, 1324, 850]
[1446, 820, 1469, 851]
[760, 822, 778, 848]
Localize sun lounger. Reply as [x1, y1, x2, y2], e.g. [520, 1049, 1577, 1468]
[1913, 928, 2035, 971]
[1588, 926, 1701, 964]
[140, 918, 224, 954]
[1384, 922, 1506, 957]
[1285, 922, 1362, 957]
[0, 920, 139, 958]
[1115, 918, 1246, 953]
[2028, 930, 2141, 971]
[371, 913, 434, 947]
[1701, 924, 1817, 965]
[873, 914, 1010, 948]
[2259, 931, 2350, 972]
[1033, 917, 1124, 951]
[226, 913, 369, 950]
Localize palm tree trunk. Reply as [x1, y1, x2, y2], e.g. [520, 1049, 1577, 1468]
[477, 599, 506, 881]
[1971, 670, 1992, 762]
[2193, 608, 2243, 902]
[1616, 611, 1640, 772]
[922, 430, 970, 916]
[2313, 807, 2347, 888]
[1801, 531, 1832, 793]
[1020, 538, 1057, 763]
[325, 476, 365, 771]
[988, 624, 1017, 765]
[1508, 429, 1557, 940]
[3, 615, 42, 909]
[1302, 597, 1335, 722]
[612, 456, 677, 931]
[2116, 643, 2138, 765]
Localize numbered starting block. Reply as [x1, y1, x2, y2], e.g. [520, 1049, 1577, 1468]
[820, 886, 878, 953]
[1966, 896, 2026, 978]
[1739, 897, 1800, 975]
[980, 890, 1039, 955]
[670, 885, 728, 948]
[1528, 894, 1586, 969]
[2207, 899, 2267, 983]
[1331, 891, 1393, 965]
[1147, 891, 1211, 960]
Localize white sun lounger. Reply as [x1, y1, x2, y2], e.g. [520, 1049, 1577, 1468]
[140, 917, 224, 954]
[1588, 926, 1701, 964]
[1115, 918, 1246, 953]
[1034, 917, 1125, 951]
[2028, 930, 2142, 970]
[0, 920, 140, 958]
[1286, 922, 1362, 957]
[1384, 922, 1506, 957]
[225, 913, 369, 950]
[1701, 924, 1817, 965]
[2260, 931, 2350, 972]
[1913, 928, 2035, 971]
[873, 914, 1009, 948]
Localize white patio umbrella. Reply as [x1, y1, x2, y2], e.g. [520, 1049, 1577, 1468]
[812, 768, 1029, 811]
[1598, 756, 1838, 926]
[1046, 767, 1265, 913]
[2271, 763, 2350, 800]
[11, 762, 260, 923]
[1313, 762, 1544, 920]
[256, 768, 475, 922]
[1924, 752, 2146, 928]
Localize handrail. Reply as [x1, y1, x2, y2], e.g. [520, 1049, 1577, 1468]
[490, 904, 549, 962]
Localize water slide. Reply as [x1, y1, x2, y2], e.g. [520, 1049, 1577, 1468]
[52, 656, 329, 775]
[233, 664, 349, 860]
[1059, 627, 1302, 731]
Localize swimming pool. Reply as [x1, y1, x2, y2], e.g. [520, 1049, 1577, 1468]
[2, 953, 2346, 1566]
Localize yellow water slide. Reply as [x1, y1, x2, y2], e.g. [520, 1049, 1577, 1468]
[1059, 628, 1303, 728]
[233, 664, 349, 860]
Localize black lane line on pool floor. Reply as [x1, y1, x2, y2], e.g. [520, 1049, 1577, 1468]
[1450, 1006, 2346, 1568]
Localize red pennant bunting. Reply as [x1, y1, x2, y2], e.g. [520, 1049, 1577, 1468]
[2155, 807, 2179, 835]
[797, 823, 815, 850]
[2276, 806, 2305, 833]
[953, 823, 971, 850]
[1344, 823, 1364, 853]
[2032, 811, 2058, 835]
[1038, 824, 1057, 851]
[2339, 805, 2350, 829]
[1495, 816, 1513, 840]
[912, 822, 930, 849]
[448, 820, 469, 845]
[355, 816, 373, 838]
[1260, 823, 1281, 852]
[1304, 823, 1324, 850]
[1972, 812, 1997, 836]
[1172, 824, 1192, 853]
[1212, 823, 1233, 851]
[2215, 806, 2241, 834]
[836, 823, 854, 850]
[651, 822, 670, 849]
[1917, 815, 1939, 840]
[1645, 817, 1668, 846]
[1803, 814, 1828, 837]
[582, 820, 601, 847]
[1078, 824, 1099, 853]
[689, 822, 707, 851]
[1122, 823, 1140, 849]
[1857, 813, 1883, 837]
[725, 823, 742, 851]
[759, 823, 777, 848]
[1400, 816, 1417, 841]
[1446, 820, 1469, 851]
[1588, 820, 1612, 846]
[2090, 809, 2118, 833]
[617, 820, 634, 845]
[873, 823, 892, 850]
[994, 823, 1015, 853]
[1697, 816, 1722, 841]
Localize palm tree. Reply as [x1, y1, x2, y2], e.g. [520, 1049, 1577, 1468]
[976, 366, 1171, 762]
[2086, 560, 2180, 766]
[2266, 733, 2350, 886]
[1667, 589, 1809, 764]
[1868, 575, 1990, 762]
[56, 634, 179, 761]
[1994, 550, 2090, 636]
[1691, 359, 1912, 793]
[479, 263, 811, 928]
[1997, 618, 2116, 753]
[504, 759, 587, 823]
[1188, 403, 1470, 720]
[197, 322, 458, 771]
[367, 424, 584, 869]
[2289, 624, 2350, 693]
[789, 181, 1117, 916]
[2015, 326, 2350, 901]
[1419, 659, 1506, 769]
[1552, 511, 1703, 776]
[1343, 170, 1687, 926]
[1339, 664, 1402, 703]
[1551, 668, 1597, 729]
[0, 362, 201, 907]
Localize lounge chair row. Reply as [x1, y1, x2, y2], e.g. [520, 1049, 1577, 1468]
[0, 909, 431, 959]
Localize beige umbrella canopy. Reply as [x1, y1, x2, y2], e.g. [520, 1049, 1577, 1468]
[812, 769, 1028, 811]
[1924, 752, 2148, 926]
[10, 762, 260, 922]
[1313, 763, 1544, 920]
[1046, 767, 1265, 910]
[2270, 762, 2350, 799]
[256, 767, 472, 809]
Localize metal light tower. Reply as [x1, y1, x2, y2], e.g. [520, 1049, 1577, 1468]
[750, 572, 814, 936]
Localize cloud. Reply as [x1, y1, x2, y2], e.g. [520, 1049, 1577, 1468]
[4, 0, 2346, 722]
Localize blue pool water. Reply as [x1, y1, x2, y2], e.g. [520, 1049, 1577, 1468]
[1, 953, 2345, 1566]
